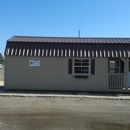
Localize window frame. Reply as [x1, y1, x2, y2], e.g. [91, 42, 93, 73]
[73, 58, 90, 76]
[109, 59, 120, 73]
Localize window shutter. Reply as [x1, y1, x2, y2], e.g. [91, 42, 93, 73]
[68, 59, 72, 74]
[120, 60, 124, 73]
[91, 59, 95, 75]
[108, 59, 110, 73]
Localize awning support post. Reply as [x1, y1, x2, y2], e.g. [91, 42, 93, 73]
[125, 58, 129, 91]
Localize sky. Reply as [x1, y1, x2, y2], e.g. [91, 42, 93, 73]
[0, 0, 130, 55]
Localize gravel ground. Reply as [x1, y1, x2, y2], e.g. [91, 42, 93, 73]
[0, 97, 130, 130]
[0, 69, 4, 81]
[0, 69, 4, 86]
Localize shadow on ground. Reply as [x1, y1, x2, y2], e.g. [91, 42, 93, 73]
[0, 86, 130, 97]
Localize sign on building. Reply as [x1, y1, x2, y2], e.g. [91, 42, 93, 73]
[29, 58, 40, 66]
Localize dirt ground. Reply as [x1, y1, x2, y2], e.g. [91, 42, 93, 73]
[0, 97, 130, 130]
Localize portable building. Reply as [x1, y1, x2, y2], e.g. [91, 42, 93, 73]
[4, 36, 130, 92]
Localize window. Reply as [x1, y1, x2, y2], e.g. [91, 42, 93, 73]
[109, 60, 120, 73]
[73, 59, 90, 75]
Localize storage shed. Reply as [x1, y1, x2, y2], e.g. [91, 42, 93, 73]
[4, 36, 130, 92]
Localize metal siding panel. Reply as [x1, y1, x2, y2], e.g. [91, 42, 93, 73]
[124, 39, 129, 43]
[117, 39, 122, 43]
[94, 39, 97, 43]
[8, 48, 11, 56]
[91, 39, 95, 43]
[113, 39, 118, 43]
[83, 38, 87, 43]
[82, 49, 84, 57]
[80, 38, 84, 43]
[87, 39, 91, 43]
[105, 39, 110, 43]
[98, 39, 102, 43]
[5, 56, 44, 90]
[69, 38, 73, 43]
[76, 38, 80, 43]
[4, 57, 7, 88]
[46, 57, 107, 91]
[128, 51, 130, 57]
[102, 39, 106, 43]
[120, 39, 126, 43]
[5, 56, 108, 91]
[109, 39, 114, 43]
[125, 45, 129, 57]
[95, 58, 108, 91]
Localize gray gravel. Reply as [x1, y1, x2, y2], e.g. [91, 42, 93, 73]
[0, 69, 4, 81]
[0, 97, 130, 130]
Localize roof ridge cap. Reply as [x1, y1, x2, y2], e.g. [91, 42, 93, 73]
[12, 36, 130, 39]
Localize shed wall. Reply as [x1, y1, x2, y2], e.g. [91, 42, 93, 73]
[5, 56, 108, 91]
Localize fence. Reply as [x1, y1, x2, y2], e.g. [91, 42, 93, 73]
[108, 73, 125, 89]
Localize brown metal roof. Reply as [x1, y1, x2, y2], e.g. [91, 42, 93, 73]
[7, 36, 130, 43]
[5, 36, 130, 57]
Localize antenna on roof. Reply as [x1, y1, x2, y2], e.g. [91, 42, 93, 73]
[78, 16, 81, 38]
[78, 30, 80, 37]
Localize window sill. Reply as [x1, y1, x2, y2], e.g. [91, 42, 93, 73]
[74, 75, 88, 78]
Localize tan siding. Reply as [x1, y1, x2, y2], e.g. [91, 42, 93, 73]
[5, 56, 108, 91]
[4, 56, 7, 87]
